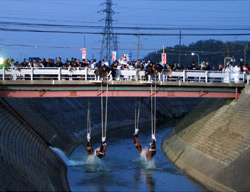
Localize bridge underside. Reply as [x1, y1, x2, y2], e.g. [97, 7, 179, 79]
[0, 90, 239, 98]
[0, 81, 244, 99]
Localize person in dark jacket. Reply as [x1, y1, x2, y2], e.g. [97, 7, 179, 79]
[145, 62, 154, 80]
[98, 62, 109, 79]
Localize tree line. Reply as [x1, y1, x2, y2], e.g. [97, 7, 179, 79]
[144, 39, 250, 68]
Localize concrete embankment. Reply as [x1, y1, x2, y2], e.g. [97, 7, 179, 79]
[162, 85, 250, 191]
[0, 97, 200, 191]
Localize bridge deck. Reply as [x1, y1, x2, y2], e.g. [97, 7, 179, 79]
[0, 80, 245, 99]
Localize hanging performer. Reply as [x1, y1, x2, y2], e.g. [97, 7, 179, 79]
[134, 100, 142, 153]
[95, 137, 106, 159]
[86, 133, 93, 155]
[134, 128, 142, 153]
[146, 135, 156, 159]
[86, 99, 94, 156]
[147, 82, 157, 159]
[133, 84, 157, 160]
[95, 81, 108, 159]
[134, 130, 156, 159]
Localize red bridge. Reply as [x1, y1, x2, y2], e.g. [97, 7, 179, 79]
[0, 80, 245, 99]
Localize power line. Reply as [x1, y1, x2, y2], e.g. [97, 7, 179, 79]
[1, 21, 250, 31]
[0, 42, 245, 55]
[1, 27, 250, 36]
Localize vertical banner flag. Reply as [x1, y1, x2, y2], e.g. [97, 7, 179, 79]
[82, 48, 86, 59]
[112, 51, 117, 61]
[162, 53, 167, 64]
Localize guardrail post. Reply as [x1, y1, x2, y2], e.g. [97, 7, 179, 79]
[227, 72, 231, 83]
[183, 70, 186, 82]
[58, 68, 61, 80]
[135, 70, 138, 81]
[31, 67, 34, 80]
[205, 71, 208, 83]
[85, 68, 88, 81]
[2, 66, 5, 80]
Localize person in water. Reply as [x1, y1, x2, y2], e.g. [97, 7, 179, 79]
[95, 137, 106, 159]
[86, 133, 93, 155]
[134, 129, 156, 159]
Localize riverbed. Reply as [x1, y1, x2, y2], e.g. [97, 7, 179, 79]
[67, 121, 205, 191]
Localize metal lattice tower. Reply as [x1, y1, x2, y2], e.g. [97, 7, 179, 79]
[100, 0, 116, 64]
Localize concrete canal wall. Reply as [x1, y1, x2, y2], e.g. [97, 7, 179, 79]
[0, 97, 200, 191]
[162, 85, 250, 192]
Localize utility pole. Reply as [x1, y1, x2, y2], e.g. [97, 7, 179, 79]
[113, 34, 118, 60]
[136, 34, 141, 60]
[244, 42, 248, 62]
[84, 36, 86, 48]
[179, 31, 181, 66]
[100, 0, 116, 65]
[129, 50, 133, 61]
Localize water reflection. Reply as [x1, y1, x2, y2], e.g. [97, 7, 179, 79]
[67, 122, 205, 192]
[135, 168, 156, 192]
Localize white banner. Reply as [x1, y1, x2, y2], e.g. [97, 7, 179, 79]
[162, 53, 167, 64]
[82, 48, 86, 59]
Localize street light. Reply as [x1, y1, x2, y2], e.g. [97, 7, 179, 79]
[191, 52, 200, 67]
[0, 57, 4, 65]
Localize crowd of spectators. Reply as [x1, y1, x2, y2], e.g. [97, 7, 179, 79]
[1, 56, 249, 80]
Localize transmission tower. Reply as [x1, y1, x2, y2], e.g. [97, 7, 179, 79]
[100, 0, 116, 64]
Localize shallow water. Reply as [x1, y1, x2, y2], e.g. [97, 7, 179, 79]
[67, 122, 205, 192]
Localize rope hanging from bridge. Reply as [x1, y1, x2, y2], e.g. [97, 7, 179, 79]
[86, 98, 94, 156]
[134, 99, 140, 133]
[87, 98, 91, 136]
[151, 82, 157, 140]
[101, 81, 109, 139]
[133, 83, 157, 160]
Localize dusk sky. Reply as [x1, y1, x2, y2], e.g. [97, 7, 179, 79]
[0, 0, 250, 62]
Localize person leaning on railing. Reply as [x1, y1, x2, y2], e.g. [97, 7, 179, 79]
[145, 61, 154, 80]
[98, 61, 110, 80]
[243, 63, 249, 75]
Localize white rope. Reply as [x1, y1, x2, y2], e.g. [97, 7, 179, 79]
[151, 82, 157, 138]
[154, 82, 157, 136]
[104, 81, 108, 138]
[135, 100, 137, 131]
[101, 82, 104, 138]
[137, 101, 140, 130]
[151, 84, 154, 136]
[87, 98, 91, 135]
[134, 99, 141, 132]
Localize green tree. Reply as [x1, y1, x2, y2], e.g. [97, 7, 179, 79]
[144, 39, 250, 69]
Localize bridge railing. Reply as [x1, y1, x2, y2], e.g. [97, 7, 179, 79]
[0, 67, 249, 84]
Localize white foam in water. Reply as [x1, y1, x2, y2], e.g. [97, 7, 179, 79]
[50, 146, 107, 171]
[139, 148, 156, 169]
[50, 147, 70, 166]
[50, 147, 87, 166]
[145, 159, 156, 169]
[87, 154, 95, 164]
[69, 159, 86, 166]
